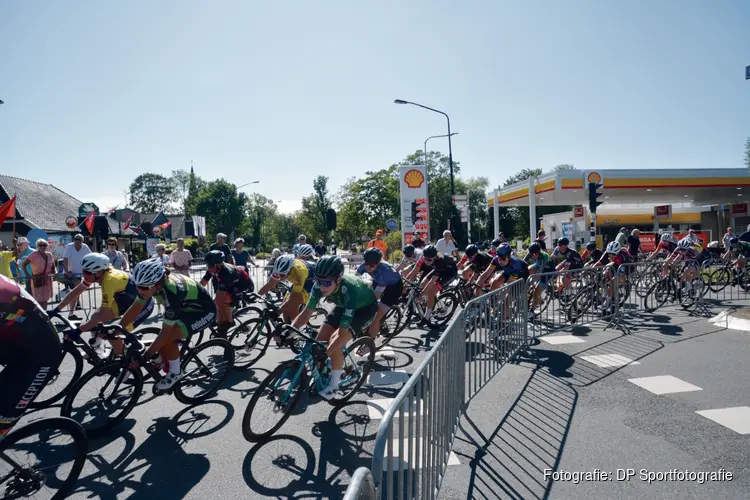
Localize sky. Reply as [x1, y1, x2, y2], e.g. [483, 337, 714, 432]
[1, 1, 749, 215]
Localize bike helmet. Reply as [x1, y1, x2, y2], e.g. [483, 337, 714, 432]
[297, 244, 315, 257]
[132, 257, 165, 287]
[707, 241, 719, 248]
[465, 244, 478, 258]
[81, 253, 110, 273]
[606, 241, 621, 255]
[558, 237, 569, 246]
[677, 238, 692, 250]
[205, 250, 225, 265]
[586, 241, 596, 251]
[363, 247, 382, 265]
[403, 244, 415, 257]
[272, 255, 294, 277]
[314, 256, 344, 280]
[496, 243, 512, 258]
[491, 238, 502, 248]
[422, 245, 438, 259]
[729, 236, 739, 247]
[272, 248, 281, 258]
[528, 242, 541, 255]
[660, 233, 674, 243]
[412, 238, 425, 249]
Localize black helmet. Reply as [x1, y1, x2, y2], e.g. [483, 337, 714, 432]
[496, 243, 512, 258]
[729, 236, 739, 246]
[423, 245, 438, 259]
[465, 244, 478, 257]
[314, 256, 345, 280]
[412, 238, 425, 248]
[528, 242, 541, 255]
[205, 250, 225, 265]
[586, 241, 596, 251]
[403, 244, 415, 257]
[491, 238, 501, 248]
[558, 237, 570, 246]
[363, 247, 382, 265]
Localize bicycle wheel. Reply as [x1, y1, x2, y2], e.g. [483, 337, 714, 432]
[60, 361, 143, 437]
[429, 292, 459, 328]
[242, 359, 307, 442]
[29, 341, 84, 409]
[375, 306, 402, 351]
[0, 417, 88, 500]
[708, 266, 731, 293]
[330, 336, 375, 406]
[230, 317, 272, 370]
[173, 338, 235, 404]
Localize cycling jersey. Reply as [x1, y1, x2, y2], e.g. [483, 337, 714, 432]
[653, 241, 676, 255]
[137, 274, 216, 338]
[0, 274, 61, 441]
[356, 261, 401, 291]
[581, 248, 603, 263]
[551, 247, 584, 269]
[673, 244, 704, 262]
[491, 255, 529, 281]
[307, 274, 376, 330]
[85, 268, 153, 330]
[598, 249, 632, 267]
[524, 251, 552, 270]
[400, 249, 423, 266]
[732, 241, 750, 258]
[282, 259, 315, 295]
[458, 252, 494, 272]
[203, 263, 254, 295]
[415, 255, 458, 289]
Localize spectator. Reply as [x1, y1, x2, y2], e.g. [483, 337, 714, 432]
[367, 230, 388, 259]
[293, 234, 307, 257]
[169, 238, 193, 276]
[497, 232, 507, 243]
[722, 227, 733, 249]
[412, 237, 426, 249]
[0, 240, 14, 279]
[627, 229, 642, 260]
[103, 237, 129, 271]
[535, 229, 547, 252]
[231, 238, 256, 270]
[21, 238, 55, 308]
[155, 244, 170, 264]
[15, 237, 33, 291]
[209, 233, 233, 264]
[615, 227, 629, 248]
[63, 233, 91, 319]
[314, 239, 327, 257]
[436, 230, 458, 258]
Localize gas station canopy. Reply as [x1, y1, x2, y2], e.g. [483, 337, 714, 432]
[488, 168, 750, 207]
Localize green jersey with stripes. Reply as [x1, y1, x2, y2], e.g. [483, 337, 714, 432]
[306, 274, 376, 329]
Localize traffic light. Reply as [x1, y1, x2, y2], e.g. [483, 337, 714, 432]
[326, 208, 337, 231]
[588, 182, 603, 213]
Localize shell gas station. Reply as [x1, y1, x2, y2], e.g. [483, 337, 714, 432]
[487, 168, 750, 250]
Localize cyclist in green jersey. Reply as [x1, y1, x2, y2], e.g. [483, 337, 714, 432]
[291, 256, 378, 400]
[120, 258, 216, 390]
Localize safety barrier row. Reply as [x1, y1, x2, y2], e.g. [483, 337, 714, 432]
[343, 468, 377, 500]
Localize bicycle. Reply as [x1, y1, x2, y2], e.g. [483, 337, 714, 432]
[60, 322, 235, 437]
[391, 278, 459, 334]
[241, 324, 375, 443]
[0, 416, 88, 500]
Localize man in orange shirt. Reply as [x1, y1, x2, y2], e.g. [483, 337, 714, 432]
[367, 230, 388, 260]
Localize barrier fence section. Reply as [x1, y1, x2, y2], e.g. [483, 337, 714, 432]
[343, 468, 376, 500]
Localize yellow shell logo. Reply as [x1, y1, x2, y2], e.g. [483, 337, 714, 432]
[587, 172, 601, 184]
[404, 169, 425, 188]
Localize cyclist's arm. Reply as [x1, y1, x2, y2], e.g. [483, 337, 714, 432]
[200, 270, 210, 287]
[120, 296, 147, 331]
[79, 307, 117, 332]
[477, 264, 495, 286]
[404, 261, 421, 282]
[258, 275, 280, 295]
[56, 281, 87, 310]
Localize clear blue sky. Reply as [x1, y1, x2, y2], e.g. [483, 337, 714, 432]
[1, 1, 748, 214]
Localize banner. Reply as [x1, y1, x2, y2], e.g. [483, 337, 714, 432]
[192, 216, 206, 238]
[47, 234, 72, 259]
[83, 211, 96, 235]
[399, 165, 429, 247]
[638, 231, 712, 252]
[146, 238, 159, 256]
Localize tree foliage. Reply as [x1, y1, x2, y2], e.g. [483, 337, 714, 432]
[128, 173, 176, 213]
[195, 179, 248, 237]
[296, 176, 333, 242]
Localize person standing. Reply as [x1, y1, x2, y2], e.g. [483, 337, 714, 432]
[209, 233, 233, 264]
[21, 239, 56, 308]
[63, 233, 91, 319]
[231, 238, 257, 270]
[615, 227, 629, 248]
[0, 240, 14, 279]
[15, 237, 33, 292]
[722, 227, 734, 249]
[627, 229, 642, 261]
[103, 237, 129, 271]
[367, 230, 388, 259]
[436, 230, 458, 258]
[169, 238, 193, 276]
[293, 234, 307, 257]
[314, 239, 327, 257]
[535, 230, 548, 252]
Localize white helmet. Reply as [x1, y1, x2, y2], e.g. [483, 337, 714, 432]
[660, 233, 676, 243]
[272, 255, 294, 277]
[272, 248, 281, 258]
[606, 241, 621, 255]
[298, 244, 314, 257]
[81, 253, 111, 273]
[132, 257, 165, 287]
[677, 238, 692, 250]
[707, 241, 719, 248]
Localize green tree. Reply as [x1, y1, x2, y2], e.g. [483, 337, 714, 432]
[456, 176, 490, 242]
[195, 179, 248, 237]
[297, 176, 333, 241]
[243, 193, 278, 250]
[334, 177, 367, 247]
[744, 138, 750, 172]
[128, 173, 177, 213]
[267, 213, 301, 251]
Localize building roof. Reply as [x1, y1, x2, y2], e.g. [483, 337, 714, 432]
[0, 175, 82, 232]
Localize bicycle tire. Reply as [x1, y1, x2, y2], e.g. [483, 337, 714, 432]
[429, 292, 458, 328]
[29, 341, 84, 409]
[0, 416, 88, 500]
[708, 267, 730, 293]
[174, 338, 235, 404]
[330, 336, 376, 406]
[231, 318, 273, 370]
[375, 306, 403, 351]
[60, 361, 144, 437]
[242, 359, 306, 443]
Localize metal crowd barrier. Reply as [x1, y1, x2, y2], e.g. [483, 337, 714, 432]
[343, 467, 376, 500]
[700, 258, 750, 307]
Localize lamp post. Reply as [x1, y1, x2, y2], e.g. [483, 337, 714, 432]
[237, 180, 260, 190]
[424, 133, 458, 168]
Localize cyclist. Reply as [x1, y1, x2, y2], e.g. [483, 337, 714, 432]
[581, 241, 603, 268]
[477, 243, 529, 292]
[0, 274, 61, 441]
[648, 233, 678, 261]
[257, 254, 315, 322]
[296, 244, 317, 262]
[457, 244, 494, 282]
[356, 248, 403, 341]
[120, 258, 216, 390]
[724, 237, 750, 272]
[525, 242, 555, 308]
[404, 245, 458, 323]
[50, 253, 154, 357]
[594, 241, 632, 310]
[290, 256, 378, 400]
[550, 237, 584, 292]
[395, 244, 422, 274]
[200, 249, 254, 337]
[487, 238, 502, 257]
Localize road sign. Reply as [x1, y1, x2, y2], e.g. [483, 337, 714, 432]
[78, 203, 99, 217]
[452, 194, 468, 207]
[386, 219, 398, 231]
[573, 206, 585, 219]
[654, 204, 672, 220]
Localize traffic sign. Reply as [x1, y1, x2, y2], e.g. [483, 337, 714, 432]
[78, 203, 99, 217]
[654, 204, 672, 220]
[573, 206, 585, 219]
[386, 219, 398, 231]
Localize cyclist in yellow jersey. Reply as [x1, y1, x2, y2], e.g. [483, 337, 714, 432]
[51, 253, 154, 356]
[257, 255, 315, 322]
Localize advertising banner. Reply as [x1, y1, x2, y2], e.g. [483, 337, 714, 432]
[146, 238, 159, 257]
[638, 231, 712, 252]
[400, 165, 430, 246]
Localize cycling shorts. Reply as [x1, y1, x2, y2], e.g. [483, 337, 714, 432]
[324, 301, 378, 335]
[378, 280, 404, 308]
[171, 301, 217, 339]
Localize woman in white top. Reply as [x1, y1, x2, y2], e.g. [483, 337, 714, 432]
[169, 238, 193, 276]
[103, 237, 129, 271]
[155, 244, 170, 265]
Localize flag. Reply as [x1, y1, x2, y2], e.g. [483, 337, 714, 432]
[159, 221, 172, 230]
[0, 196, 16, 222]
[123, 214, 134, 232]
[83, 211, 95, 234]
[106, 204, 120, 216]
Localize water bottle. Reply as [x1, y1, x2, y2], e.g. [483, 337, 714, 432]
[321, 357, 332, 379]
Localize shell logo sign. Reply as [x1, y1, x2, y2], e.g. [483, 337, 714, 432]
[404, 169, 425, 188]
[586, 172, 602, 184]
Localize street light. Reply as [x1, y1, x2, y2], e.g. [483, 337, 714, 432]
[237, 180, 260, 190]
[396, 98, 459, 234]
[424, 133, 458, 166]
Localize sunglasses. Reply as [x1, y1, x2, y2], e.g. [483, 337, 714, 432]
[108, 243, 116, 246]
[315, 278, 335, 287]
[38, 244, 48, 248]
[423, 257, 434, 263]
[137, 285, 153, 291]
